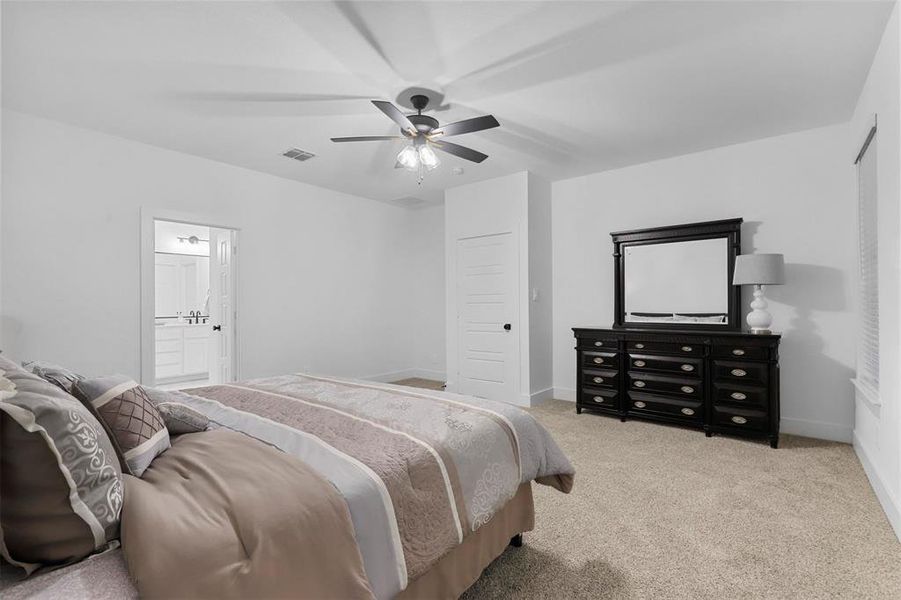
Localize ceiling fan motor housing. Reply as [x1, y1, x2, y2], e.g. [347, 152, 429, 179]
[407, 114, 439, 135]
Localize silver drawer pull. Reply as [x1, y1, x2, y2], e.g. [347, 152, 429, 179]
[594, 341, 604, 347]
[633, 380, 646, 388]
[593, 396, 604, 403]
[635, 343, 645, 349]
[634, 401, 646, 408]
[731, 369, 747, 377]
[593, 357, 604, 364]
[680, 364, 695, 372]
[682, 346, 693, 352]
[681, 408, 695, 416]
[593, 377, 604, 384]
[681, 386, 694, 394]
[732, 349, 745, 356]
[731, 415, 748, 425]
[731, 392, 747, 400]
[633, 360, 646, 367]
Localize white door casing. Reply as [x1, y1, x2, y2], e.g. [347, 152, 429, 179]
[141, 209, 241, 386]
[208, 227, 237, 384]
[456, 232, 518, 402]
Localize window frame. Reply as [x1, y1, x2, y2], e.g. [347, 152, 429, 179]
[851, 114, 880, 407]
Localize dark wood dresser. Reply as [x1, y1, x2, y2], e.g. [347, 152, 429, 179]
[573, 327, 781, 447]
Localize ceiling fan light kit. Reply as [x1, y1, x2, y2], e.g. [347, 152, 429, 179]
[331, 93, 499, 183]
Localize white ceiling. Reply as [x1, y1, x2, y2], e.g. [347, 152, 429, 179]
[2, 1, 894, 207]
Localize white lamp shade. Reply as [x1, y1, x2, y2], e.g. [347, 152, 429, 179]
[733, 254, 785, 285]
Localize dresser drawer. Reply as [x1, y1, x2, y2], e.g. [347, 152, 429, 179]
[582, 351, 619, 370]
[578, 337, 618, 351]
[712, 360, 768, 384]
[628, 354, 702, 377]
[627, 392, 703, 422]
[581, 369, 619, 388]
[580, 387, 620, 410]
[711, 344, 769, 361]
[712, 382, 769, 407]
[627, 340, 703, 356]
[712, 405, 769, 431]
[628, 372, 702, 399]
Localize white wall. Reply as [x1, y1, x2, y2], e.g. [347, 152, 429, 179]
[527, 173, 553, 401]
[0, 110, 442, 383]
[445, 172, 530, 403]
[401, 204, 446, 380]
[444, 171, 553, 406]
[850, 1, 901, 540]
[553, 123, 857, 443]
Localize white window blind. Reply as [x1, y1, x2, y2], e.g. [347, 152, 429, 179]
[855, 122, 879, 401]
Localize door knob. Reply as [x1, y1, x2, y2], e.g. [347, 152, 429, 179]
[212, 325, 222, 331]
[503, 323, 512, 331]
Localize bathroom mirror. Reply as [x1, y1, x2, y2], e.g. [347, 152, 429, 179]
[612, 218, 742, 330]
[155, 253, 210, 318]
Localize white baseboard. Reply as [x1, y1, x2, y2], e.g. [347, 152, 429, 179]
[529, 387, 555, 406]
[853, 432, 901, 542]
[780, 417, 852, 443]
[553, 391, 851, 443]
[553, 387, 576, 402]
[363, 368, 447, 384]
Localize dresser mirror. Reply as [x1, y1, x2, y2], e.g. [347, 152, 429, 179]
[612, 218, 742, 330]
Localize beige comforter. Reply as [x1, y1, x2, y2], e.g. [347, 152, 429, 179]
[164, 374, 575, 599]
[121, 429, 374, 600]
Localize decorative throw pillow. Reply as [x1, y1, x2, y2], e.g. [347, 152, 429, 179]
[73, 376, 170, 477]
[0, 357, 123, 573]
[145, 387, 210, 434]
[21, 360, 85, 394]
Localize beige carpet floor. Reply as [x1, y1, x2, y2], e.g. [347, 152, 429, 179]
[392, 377, 447, 391]
[391, 380, 901, 599]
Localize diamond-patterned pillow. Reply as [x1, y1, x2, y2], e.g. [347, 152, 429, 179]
[74, 376, 170, 477]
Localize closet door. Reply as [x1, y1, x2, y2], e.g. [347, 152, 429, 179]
[455, 232, 518, 402]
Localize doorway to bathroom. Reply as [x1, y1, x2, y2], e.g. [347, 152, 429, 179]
[140, 214, 238, 390]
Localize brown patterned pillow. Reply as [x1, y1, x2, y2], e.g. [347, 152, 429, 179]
[0, 357, 123, 573]
[73, 376, 170, 477]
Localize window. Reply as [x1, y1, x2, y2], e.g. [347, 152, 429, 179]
[854, 118, 879, 403]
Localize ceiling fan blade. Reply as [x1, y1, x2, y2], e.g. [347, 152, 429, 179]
[331, 136, 405, 143]
[431, 115, 500, 138]
[431, 140, 489, 163]
[371, 100, 418, 136]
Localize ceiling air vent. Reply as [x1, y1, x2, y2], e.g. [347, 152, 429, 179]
[282, 148, 315, 162]
[393, 196, 427, 209]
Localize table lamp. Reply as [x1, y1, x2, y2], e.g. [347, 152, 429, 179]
[733, 254, 785, 334]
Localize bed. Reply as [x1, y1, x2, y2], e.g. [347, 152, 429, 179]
[1, 369, 574, 599]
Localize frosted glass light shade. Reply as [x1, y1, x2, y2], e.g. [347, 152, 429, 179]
[397, 145, 419, 171]
[418, 145, 440, 170]
[733, 254, 785, 285]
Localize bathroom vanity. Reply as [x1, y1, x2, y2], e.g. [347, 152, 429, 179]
[155, 322, 210, 383]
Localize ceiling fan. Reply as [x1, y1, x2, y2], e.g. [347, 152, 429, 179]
[330, 94, 499, 180]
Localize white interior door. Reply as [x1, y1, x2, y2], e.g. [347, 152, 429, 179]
[456, 233, 518, 402]
[208, 228, 237, 384]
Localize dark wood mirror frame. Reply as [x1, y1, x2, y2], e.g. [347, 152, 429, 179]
[612, 218, 743, 331]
